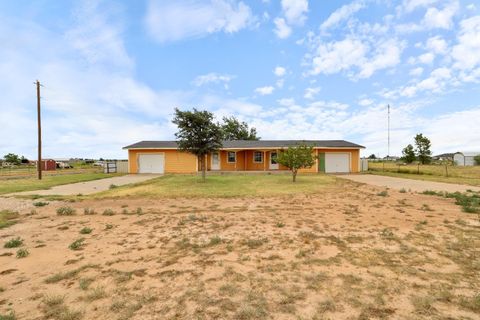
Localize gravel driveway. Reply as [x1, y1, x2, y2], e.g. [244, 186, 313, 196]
[8, 174, 162, 196]
[338, 174, 480, 193]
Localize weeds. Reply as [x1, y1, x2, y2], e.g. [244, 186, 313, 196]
[33, 201, 49, 207]
[0, 210, 19, 229]
[16, 248, 29, 258]
[0, 311, 16, 320]
[79, 278, 94, 290]
[102, 209, 115, 216]
[79, 227, 93, 235]
[109, 184, 118, 189]
[56, 206, 76, 216]
[4, 237, 23, 248]
[69, 238, 85, 251]
[377, 190, 388, 197]
[83, 208, 96, 215]
[41, 295, 83, 320]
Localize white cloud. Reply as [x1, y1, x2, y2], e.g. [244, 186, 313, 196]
[418, 52, 435, 64]
[423, 1, 459, 30]
[277, 98, 295, 107]
[273, 17, 292, 39]
[467, 4, 476, 11]
[144, 0, 254, 43]
[304, 87, 321, 100]
[451, 16, 480, 70]
[410, 67, 424, 77]
[281, 0, 308, 26]
[276, 78, 285, 88]
[254, 86, 275, 95]
[401, 0, 439, 13]
[309, 37, 404, 78]
[320, 0, 366, 33]
[192, 73, 234, 88]
[274, 66, 286, 77]
[358, 98, 373, 106]
[426, 35, 448, 54]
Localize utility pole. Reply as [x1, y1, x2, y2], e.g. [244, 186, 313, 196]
[36, 80, 42, 180]
[387, 104, 390, 160]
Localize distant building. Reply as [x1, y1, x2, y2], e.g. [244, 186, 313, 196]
[453, 152, 480, 166]
[32, 159, 56, 171]
[433, 153, 454, 161]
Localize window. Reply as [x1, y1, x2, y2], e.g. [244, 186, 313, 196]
[227, 151, 236, 163]
[254, 151, 263, 163]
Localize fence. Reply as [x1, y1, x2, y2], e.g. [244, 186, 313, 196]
[103, 161, 129, 174]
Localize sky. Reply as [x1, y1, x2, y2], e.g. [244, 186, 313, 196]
[1, 0, 479, 159]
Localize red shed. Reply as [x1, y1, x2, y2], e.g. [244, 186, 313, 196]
[36, 159, 56, 171]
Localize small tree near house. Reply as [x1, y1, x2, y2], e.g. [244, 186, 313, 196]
[401, 144, 416, 164]
[414, 133, 432, 164]
[276, 144, 317, 182]
[172, 108, 223, 182]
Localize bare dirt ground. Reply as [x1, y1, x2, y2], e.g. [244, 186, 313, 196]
[9, 174, 161, 196]
[1, 181, 479, 320]
[339, 174, 480, 193]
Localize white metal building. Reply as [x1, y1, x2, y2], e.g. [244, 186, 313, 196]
[453, 152, 480, 166]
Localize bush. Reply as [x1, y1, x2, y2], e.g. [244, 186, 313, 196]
[474, 155, 480, 166]
[69, 238, 85, 251]
[16, 248, 29, 258]
[33, 201, 49, 207]
[4, 237, 23, 248]
[56, 206, 76, 216]
[79, 227, 93, 234]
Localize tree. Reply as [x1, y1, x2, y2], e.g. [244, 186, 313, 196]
[221, 116, 259, 140]
[414, 133, 432, 164]
[20, 156, 29, 164]
[367, 154, 377, 159]
[401, 144, 416, 164]
[474, 155, 480, 166]
[276, 144, 317, 182]
[3, 153, 21, 165]
[172, 108, 223, 181]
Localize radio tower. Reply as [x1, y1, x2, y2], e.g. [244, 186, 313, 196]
[387, 104, 390, 160]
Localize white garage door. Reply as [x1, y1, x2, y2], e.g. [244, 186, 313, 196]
[325, 153, 350, 173]
[138, 154, 165, 174]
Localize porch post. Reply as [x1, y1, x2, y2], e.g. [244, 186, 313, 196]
[244, 151, 247, 171]
[263, 151, 266, 171]
[235, 151, 237, 171]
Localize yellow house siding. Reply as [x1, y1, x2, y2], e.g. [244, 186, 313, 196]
[128, 149, 197, 174]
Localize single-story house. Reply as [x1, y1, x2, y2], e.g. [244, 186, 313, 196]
[123, 140, 365, 174]
[453, 152, 480, 166]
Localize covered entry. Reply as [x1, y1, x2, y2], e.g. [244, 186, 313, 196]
[138, 154, 165, 173]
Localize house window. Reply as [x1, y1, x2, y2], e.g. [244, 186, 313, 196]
[254, 151, 263, 163]
[227, 151, 236, 163]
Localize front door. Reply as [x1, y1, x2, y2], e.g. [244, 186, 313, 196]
[269, 151, 279, 170]
[211, 152, 220, 170]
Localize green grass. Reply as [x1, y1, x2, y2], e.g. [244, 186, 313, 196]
[90, 174, 335, 198]
[368, 162, 480, 186]
[422, 190, 480, 213]
[0, 210, 19, 229]
[0, 172, 123, 195]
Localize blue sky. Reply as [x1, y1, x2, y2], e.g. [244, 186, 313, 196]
[1, 0, 479, 159]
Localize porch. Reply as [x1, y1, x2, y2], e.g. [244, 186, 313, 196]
[203, 150, 287, 172]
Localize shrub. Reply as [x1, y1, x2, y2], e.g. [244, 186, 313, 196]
[16, 248, 29, 258]
[0, 311, 16, 320]
[102, 209, 115, 216]
[56, 206, 76, 216]
[4, 237, 23, 248]
[0, 210, 19, 229]
[69, 238, 85, 251]
[83, 208, 96, 215]
[109, 184, 118, 189]
[377, 190, 388, 197]
[79, 227, 93, 235]
[33, 201, 49, 207]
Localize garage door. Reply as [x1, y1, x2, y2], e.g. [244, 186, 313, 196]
[325, 153, 350, 173]
[138, 154, 165, 174]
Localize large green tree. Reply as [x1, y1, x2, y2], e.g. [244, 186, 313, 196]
[172, 108, 223, 181]
[276, 144, 317, 182]
[401, 144, 416, 163]
[221, 116, 259, 140]
[414, 133, 432, 164]
[3, 153, 21, 165]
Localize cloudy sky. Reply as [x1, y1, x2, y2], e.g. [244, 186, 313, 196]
[1, 0, 479, 159]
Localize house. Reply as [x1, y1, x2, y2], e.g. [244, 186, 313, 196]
[453, 152, 480, 166]
[123, 140, 365, 174]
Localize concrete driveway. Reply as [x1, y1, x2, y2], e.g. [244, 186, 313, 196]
[338, 174, 480, 193]
[10, 174, 161, 196]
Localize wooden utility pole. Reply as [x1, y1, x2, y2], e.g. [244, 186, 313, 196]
[36, 80, 42, 180]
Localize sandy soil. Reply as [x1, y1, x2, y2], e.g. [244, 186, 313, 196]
[339, 174, 480, 193]
[0, 181, 479, 320]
